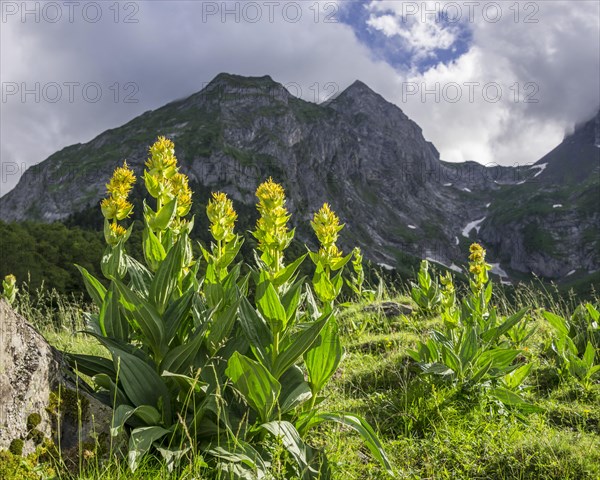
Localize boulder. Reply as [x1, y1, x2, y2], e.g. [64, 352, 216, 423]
[0, 298, 115, 461]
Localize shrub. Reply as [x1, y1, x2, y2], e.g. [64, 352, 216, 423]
[66, 137, 392, 477]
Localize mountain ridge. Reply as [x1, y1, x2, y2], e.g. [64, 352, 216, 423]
[1, 74, 598, 283]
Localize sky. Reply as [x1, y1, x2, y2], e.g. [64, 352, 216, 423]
[1, 0, 599, 195]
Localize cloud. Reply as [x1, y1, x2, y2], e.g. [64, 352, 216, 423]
[1, 0, 598, 195]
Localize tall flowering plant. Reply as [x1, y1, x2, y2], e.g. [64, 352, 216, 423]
[67, 140, 392, 478]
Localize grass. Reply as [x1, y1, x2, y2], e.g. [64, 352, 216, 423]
[4, 282, 600, 479]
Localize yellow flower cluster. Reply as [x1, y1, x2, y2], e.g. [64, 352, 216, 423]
[312, 203, 344, 267]
[468, 242, 490, 287]
[101, 161, 135, 221]
[207, 192, 237, 242]
[144, 136, 192, 218]
[101, 161, 136, 245]
[253, 178, 294, 271]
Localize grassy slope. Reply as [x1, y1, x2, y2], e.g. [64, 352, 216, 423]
[4, 287, 600, 480]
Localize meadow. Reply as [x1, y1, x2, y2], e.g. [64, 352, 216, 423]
[1, 138, 599, 479]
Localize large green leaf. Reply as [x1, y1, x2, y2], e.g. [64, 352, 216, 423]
[160, 331, 206, 375]
[304, 318, 342, 394]
[256, 281, 287, 333]
[238, 296, 272, 367]
[273, 254, 307, 287]
[67, 353, 115, 378]
[273, 313, 331, 380]
[125, 255, 153, 296]
[458, 326, 478, 364]
[281, 277, 305, 322]
[163, 289, 195, 345]
[206, 300, 240, 355]
[75, 265, 106, 307]
[478, 349, 521, 375]
[101, 282, 129, 341]
[261, 421, 320, 478]
[279, 366, 312, 413]
[114, 280, 165, 358]
[142, 226, 166, 271]
[226, 352, 281, 423]
[542, 311, 570, 338]
[149, 235, 183, 314]
[488, 387, 543, 414]
[111, 347, 171, 420]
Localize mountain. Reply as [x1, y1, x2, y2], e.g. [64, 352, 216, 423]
[1, 73, 598, 284]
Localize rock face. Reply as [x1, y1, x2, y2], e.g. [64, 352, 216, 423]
[0, 299, 113, 459]
[0, 73, 598, 282]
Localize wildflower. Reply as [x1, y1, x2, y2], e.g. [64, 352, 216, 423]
[468, 242, 491, 291]
[101, 162, 136, 246]
[106, 161, 135, 198]
[143, 137, 193, 221]
[253, 178, 294, 272]
[207, 192, 237, 242]
[312, 203, 344, 268]
[170, 173, 193, 217]
[146, 136, 177, 174]
[2, 274, 17, 305]
[101, 196, 133, 221]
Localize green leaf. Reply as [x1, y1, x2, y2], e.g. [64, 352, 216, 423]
[256, 281, 287, 333]
[101, 282, 129, 341]
[164, 289, 195, 345]
[273, 254, 307, 287]
[261, 421, 316, 476]
[226, 352, 281, 423]
[503, 363, 532, 390]
[125, 255, 152, 297]
[114, 280, 165, 358]
[101, 243, 128, 280]
[489, 387, 543, 414]
[160, 331, 206, 375]
[583, 341, 595, 369]
[543, 311, 570, 338]
[422, 362, 454, 376]
[279, 366, 312, 413]
[149, 236, 183, 314]
[67, 353, 116, 378]
[281, 277, 305, 322]
[238, 296, 272, 367]
[470, 359, 492, 384]
[273, 313, 331, 380]
[75, 265, 106, 307]
[206, 301, 240, 355]
[111, 347, 171, 419]
[458, 326, 478, 364]
[143, 226, 166, 271]
[304, 318, 342, 394]
[483, 308, 529, 343]
[478, 349, 521, 375]
[312, 413, 393, 475]
[128, 426, 171, 472]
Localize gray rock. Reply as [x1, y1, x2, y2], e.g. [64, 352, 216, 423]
[0, 299, 115, 461]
